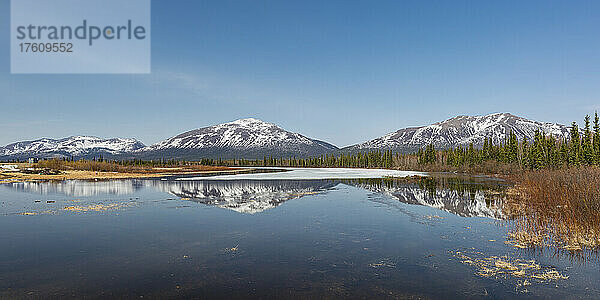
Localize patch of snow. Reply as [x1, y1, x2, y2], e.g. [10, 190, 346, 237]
[0, 165, 20, 172]
[179, 167, 426, 180]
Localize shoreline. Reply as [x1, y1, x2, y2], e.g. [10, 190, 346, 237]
[0, 165, 255, 184]
[1, 163, 510, 184]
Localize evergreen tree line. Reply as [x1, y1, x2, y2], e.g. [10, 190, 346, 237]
[419, 112, 600, 170]
[220, 150, 399, 169]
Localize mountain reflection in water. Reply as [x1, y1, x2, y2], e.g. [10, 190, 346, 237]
[8, 180, 144, 196]
[5, 176, 506, 217]
[148, 180, 338, 214]
[343, 177, 506, 218]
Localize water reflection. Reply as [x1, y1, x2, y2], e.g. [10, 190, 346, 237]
[8, 180, 144, 196]
[147, 180, 338, 214]
[3, 176, 506, 217]
[344, 177, 505, 218]
[5, 176, 598, 299]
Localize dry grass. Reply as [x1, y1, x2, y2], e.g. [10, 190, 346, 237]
[35, 159, 234, 174]
[0, 160, 244, 183]
[1, 170, 165, 182]
[36, 159, 130, 172]
[63, 203, 132, 212]
[394, 158, 523, 176]
[505, 167, 600, 250]
[452, 249, 568, 283]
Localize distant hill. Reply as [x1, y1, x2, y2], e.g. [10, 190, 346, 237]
[343, 113, 570, 153]
[135, 118, 339, 160]
[0, 136, 145, 160]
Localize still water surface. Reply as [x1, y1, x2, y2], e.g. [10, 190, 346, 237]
[1, 171, 599, 299]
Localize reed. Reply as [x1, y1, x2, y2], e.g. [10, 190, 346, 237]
[506, 167, 600, 249]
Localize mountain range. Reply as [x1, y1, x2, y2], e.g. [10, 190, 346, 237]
[0, 113, 572, 160]
[0, 136, 145, 160]
[344, 113, 570, 153]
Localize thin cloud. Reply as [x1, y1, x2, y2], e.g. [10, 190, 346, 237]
[148, 70, 209, 96]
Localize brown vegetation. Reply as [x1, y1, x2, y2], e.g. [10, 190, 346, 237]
[451, 249, 568, 291]
[35, 159, 234, 174]
[396, 158, 523, 176]
[1, 170, 165, 182]
[0, 160, 243, 183]
[505, 167, 600, 249]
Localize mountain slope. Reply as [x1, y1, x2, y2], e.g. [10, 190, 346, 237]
[344, 113, 570, 152]
[1, 113, 573, 160]
[0, 136, 145, 160]
[137, 118, 339, 159]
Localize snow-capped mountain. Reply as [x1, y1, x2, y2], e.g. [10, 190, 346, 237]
[138, 118, 339, 159]
[0, 136, 145, 160]
[345, 113, 570, 152]
[0, 113, 573, 160]
[146, 179, 338, 214]
[351, 182, 504, 218]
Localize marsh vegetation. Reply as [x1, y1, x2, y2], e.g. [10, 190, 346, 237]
[35, 159, 234, 173]
[505, 167, 600, 250]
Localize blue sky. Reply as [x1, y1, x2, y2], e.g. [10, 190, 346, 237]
[1, 0, 599, 147]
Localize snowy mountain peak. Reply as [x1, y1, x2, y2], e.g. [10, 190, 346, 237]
[228, 118, 267, 125]
[345, 112, 570, 152]
[139, 118, 339, 159]
[217, 118, 278, 131]
[439, 112, 511, 125]
[0, 136, 146, 159]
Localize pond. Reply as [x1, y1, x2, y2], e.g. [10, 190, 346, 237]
[1, 169, 598, 299]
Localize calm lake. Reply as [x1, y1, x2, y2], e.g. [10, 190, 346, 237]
[1, 168, 599, 299]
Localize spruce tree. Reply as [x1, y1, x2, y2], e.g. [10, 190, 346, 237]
[559, 139, 568, 166]
[483, 137, 489, 160]
[594, 112, 600, 164]
[507, 130, 518, 163]
[521, 137, 529, 168]
[530, 129, 544, 169]
[583, 115, 594, 165]
[568, 122, 581, 166]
